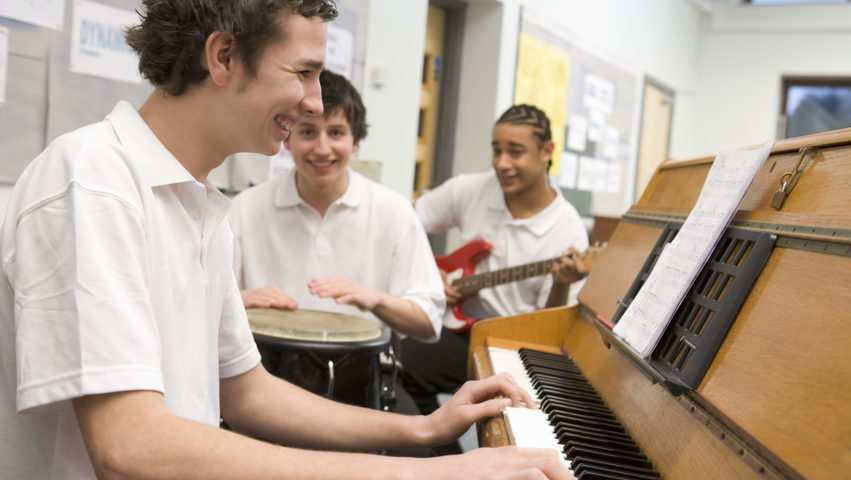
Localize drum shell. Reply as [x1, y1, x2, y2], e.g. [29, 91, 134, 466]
[253, 328, 391, 409]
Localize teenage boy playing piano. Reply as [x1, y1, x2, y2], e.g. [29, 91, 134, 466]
[0, 2, 572, 478]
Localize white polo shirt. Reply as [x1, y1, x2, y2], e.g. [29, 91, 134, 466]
[0, 101, 261, 479]
[231, 168, 445, 342]
[415, 171, 589, 321]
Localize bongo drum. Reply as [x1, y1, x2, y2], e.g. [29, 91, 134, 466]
[247, 308, 392, 410]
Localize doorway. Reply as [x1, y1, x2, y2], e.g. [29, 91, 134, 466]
[635, 78, 674, 201]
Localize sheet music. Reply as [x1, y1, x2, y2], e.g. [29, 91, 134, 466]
[613, 140, 774, 357]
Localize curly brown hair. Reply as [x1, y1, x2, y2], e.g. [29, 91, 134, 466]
[319, 70, 368, 142]
[125, 0, 338, 96]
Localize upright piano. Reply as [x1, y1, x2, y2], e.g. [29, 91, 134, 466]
[468, 128, 851, 479]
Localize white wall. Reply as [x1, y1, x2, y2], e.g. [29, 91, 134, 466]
[452, 0, 522, 176]
[451, 0, 851, 215]
[350, 0, 429, 198]
[671, 2, 851, 160]
[4, 0, 851, 221]
[452, 0, 703, 215]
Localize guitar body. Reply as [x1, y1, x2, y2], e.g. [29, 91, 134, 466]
[434, 239, 493, 333]
[435, 240, 603, 334]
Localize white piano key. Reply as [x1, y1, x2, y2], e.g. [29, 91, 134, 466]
[488, 347, 540, 405]
[491, 348, 572, 470]
[504, 407, 571, 469]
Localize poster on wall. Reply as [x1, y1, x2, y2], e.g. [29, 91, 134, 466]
[0, 0, 65, 31]
[514, 8, 638, 216]
[514, 32, 571, 173]
[69, 0, 142, 84]
[0, 27, 7, 107]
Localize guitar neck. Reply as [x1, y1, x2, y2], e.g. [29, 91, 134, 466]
[451, 256, 559, 296]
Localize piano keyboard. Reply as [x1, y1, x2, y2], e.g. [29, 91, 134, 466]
[489, 346, 662, 480]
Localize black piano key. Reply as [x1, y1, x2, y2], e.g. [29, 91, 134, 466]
[513, 348, 661, 478]
[557, 424, 638, 446]
[565, 440, 652, 465]
[542, 395, 613, 416]
[565, 444, 655, 470]
[556, 427, 641, 453]
[547, 408, 626, 434]
[543, 401, 621, 424]
[573, 457, 661, 479]
[531, 370, 595, 386]
[536, 383, 604, 402]
[529, 367, 591, 382]
[576, 468, 647, 480]
[552, 412, 628, 435]
[575, 464, 660, 480]
[520, 350, 583, 371]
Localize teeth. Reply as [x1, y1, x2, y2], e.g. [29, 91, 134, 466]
[276, 117, 293, 132]
[310, 161, 333, 168]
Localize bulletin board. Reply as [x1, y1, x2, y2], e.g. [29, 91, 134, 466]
[0, 0, 152, 184]
[514, 9, 638, 217]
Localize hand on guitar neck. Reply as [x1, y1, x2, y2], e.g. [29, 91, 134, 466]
[435, 240, 602, 334]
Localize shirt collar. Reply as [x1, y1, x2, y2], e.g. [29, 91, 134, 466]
[487, 171, 564, 237]
[274, 167, 362, 208]
[105, 100, 198, 188]
[105, 101, 231, 224]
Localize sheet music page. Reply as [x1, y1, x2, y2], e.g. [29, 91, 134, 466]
[613, 140, 774, 357]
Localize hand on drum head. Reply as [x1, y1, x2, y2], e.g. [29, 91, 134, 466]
[424, 373, 536, 447]
[240, 285, 299, 310]
[426, 446, 575, 480]
[307, 276, 379, 311]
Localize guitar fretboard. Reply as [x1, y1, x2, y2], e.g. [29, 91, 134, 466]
[451, 257, 559, 296]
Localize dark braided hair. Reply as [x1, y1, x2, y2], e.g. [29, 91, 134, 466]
[495, 104, 552, 148]
[496, 104, 554, 169]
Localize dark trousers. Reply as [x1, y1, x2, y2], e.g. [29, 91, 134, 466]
[400, 329, 471, 455]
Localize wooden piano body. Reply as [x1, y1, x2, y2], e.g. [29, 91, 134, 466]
[468, 128, 851, 479]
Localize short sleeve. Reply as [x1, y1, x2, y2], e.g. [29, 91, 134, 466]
[12, 185, 163, 412]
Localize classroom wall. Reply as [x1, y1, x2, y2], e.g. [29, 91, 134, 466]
[672, 2, 851, 159]
[352, 0, 429, 198]
[451, 0, 851, 216]
[452, 0, 703, 217]
[2, 0, 851, 222]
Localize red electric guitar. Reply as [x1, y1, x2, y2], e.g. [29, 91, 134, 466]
[435, 239, 602, 333]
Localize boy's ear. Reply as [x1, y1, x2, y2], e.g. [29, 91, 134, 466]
[541, 140, 555, 162]
[204, 31, 237, 86]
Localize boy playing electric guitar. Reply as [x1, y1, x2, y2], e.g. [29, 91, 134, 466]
[401, 104, 590, 455]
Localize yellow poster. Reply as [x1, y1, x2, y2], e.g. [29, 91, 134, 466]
[514, 32, 570, 174]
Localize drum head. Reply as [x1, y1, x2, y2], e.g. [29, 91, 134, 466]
[246, 308, 382, 343]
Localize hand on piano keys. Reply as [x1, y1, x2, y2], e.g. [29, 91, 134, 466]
[427, 371, 537, 444]
[426, 445, 576, 479]
[422, 372, 576, 479]
[489, 347, 662, 480]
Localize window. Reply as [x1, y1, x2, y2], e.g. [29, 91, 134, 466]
[747, 0, 849, 4]
[779, 77, 851, 138]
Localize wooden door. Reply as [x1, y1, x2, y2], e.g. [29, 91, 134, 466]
[414, 3, 447, 199]
[635, 81, 673, 200]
